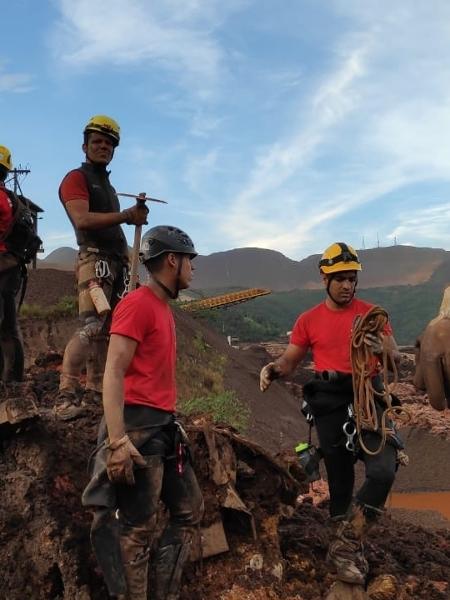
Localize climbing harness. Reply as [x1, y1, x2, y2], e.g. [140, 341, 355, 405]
[350, 306, 410, 458]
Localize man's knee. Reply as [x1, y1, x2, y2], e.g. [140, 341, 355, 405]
[366, 462, 396, 489]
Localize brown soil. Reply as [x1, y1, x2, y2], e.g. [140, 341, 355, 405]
[1, 311, 449, 599]
[25, 269, 77, 307]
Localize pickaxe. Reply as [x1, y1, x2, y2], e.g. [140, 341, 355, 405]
[117, 192, 167, 292]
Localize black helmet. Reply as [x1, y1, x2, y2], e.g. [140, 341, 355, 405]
[140, 225, 197, 263]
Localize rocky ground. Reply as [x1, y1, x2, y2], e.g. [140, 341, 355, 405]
[1, 309, 449, 599]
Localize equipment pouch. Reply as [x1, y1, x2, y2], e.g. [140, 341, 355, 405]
[303, 378, 353, 418]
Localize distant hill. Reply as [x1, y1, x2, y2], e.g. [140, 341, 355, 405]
[38, 244, 450, 290]
[38, 247, 77, 270]
[192, 245, 449, 290]
[198, 281, 447, 346]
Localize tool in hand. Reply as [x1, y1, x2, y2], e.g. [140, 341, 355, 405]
[117, 192, 167, 292]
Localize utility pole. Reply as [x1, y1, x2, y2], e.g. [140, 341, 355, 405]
[8, 166, 30, 196]
[376, 233, 380, 248]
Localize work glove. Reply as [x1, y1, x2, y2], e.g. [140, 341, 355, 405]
[260, 362, 281, 392]
[106, 434, 146, 485]
[121, 203, 149, 226]
[363, 332, 384, 355]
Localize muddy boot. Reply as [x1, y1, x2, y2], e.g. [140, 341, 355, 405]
[0, 382, 39, 434]
[120, 523, 152, 600]
[326, 506, 368, 585]
[55, 389, 86, 421]
[81, 389, 102, 407]
[154, 530, 192, 600]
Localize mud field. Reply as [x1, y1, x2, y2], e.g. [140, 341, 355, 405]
[1, 305, 449, 599]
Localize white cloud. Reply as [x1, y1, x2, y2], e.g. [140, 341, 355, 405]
[219, 2, 450, 256]
[0, 62, 33, 93]
[50, 0, 245, 98]
[388, 202, 450, 243]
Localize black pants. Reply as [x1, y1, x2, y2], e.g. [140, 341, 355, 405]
[0, 265, 24, 382]
[315, 405, 397, 518]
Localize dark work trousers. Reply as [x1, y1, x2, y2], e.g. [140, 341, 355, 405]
[315, 405, 397, 518]
[0, 264, 24, 382]
[116, 424, 204, 535]
[115, 417, 204, 598]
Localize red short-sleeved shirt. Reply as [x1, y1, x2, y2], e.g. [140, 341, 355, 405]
[110, 286, 177, 411]
[0, 187, 13, 252]
[59, 170, 89, 204]
[290, 298, 393, 373]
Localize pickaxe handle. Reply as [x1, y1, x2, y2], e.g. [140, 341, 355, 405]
[128, 194, 147, 292]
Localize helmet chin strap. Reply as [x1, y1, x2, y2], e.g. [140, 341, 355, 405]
[152, 255, 184, 300]
[326, 273, 357, 306]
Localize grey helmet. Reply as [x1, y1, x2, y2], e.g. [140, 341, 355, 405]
[140, 225, 197, 263]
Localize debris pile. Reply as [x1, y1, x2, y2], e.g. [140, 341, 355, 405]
[0, 356, 449, 599]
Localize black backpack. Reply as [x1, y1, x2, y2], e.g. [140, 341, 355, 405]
[2, 190, 42, 264]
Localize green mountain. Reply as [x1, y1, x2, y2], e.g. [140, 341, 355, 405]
[195, 282, 445, 346]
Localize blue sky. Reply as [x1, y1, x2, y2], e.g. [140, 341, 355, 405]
[2, 0, 450, 259]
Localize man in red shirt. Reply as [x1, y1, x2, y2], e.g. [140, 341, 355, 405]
[56, 115, 148, 419]
[0, 145, 24, 382]
[260, 242, 401, 586]
[83, 225, 203, 600]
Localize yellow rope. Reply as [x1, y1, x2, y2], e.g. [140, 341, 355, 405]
[350, 305, 410, 456]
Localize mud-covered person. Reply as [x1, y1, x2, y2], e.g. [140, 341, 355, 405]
[260, 243, 402, 587]
[55, 115, 148, 420]
[83, 226, 203, 600]
[0, 145, 25, 382]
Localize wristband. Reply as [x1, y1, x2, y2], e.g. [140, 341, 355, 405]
[107, 434, 129, 450]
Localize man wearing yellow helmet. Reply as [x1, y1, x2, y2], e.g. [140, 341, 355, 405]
[0, 145, 24, 381]
[56, 115, 149, 419]
[260, 242, 401, 586]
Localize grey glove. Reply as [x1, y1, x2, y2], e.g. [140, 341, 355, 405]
[121, 203, 149, 226]
[364, 332, 384, 355]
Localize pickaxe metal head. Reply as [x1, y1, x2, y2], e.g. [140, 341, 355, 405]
[117, 192, 167, 204]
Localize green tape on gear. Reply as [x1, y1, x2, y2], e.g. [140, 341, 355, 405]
[295, 442, 309, 453]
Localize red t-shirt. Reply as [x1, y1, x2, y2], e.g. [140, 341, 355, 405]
[290, 298, 393, 373]
[0, 187, 13, 252]
[110, 286, 177, 411]
[59, 170, 89, 204]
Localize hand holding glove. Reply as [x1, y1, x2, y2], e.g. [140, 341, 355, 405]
[260, 362, 281, 392]
[106, 434, 146, 485]
[363, 332, 384, 355]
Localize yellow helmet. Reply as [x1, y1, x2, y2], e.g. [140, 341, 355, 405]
[319, 242, 362, 274]
[0, 145, 12, 171]
[84, 115, 120, 146]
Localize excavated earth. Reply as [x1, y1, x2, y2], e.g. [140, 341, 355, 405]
[0, 303, 449, 599]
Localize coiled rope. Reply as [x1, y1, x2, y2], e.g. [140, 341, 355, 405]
[350, 305, 410, 458]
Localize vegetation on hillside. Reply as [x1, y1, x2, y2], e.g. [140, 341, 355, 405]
[196, 283, 444, 345]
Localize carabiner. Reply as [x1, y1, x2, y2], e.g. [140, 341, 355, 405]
[343, 421, 356, 437]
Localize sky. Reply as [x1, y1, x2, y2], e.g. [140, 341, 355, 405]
[2, 0, 450, 260]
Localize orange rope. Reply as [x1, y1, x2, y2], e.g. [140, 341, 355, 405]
[350, 306, 410, 456]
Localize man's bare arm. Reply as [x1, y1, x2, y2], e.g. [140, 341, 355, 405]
[260, 343, 309, 391]
[65, 198, 147, 230]
[102, 333, 137, 442]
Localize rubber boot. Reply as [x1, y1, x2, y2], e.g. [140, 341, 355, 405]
[326, 505, 368, 585]
[153, 530, 192, 600]
[120, 523, 152, 600]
